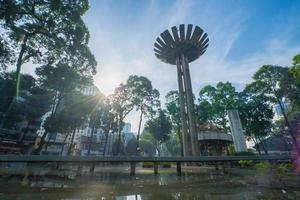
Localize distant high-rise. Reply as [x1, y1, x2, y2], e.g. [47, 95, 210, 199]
[122, 123, 131, 134]
[122, 122, 135, 145]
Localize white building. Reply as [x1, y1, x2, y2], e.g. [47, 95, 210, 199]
[42, 85, 116, 156]
[72, 125, 113, 156]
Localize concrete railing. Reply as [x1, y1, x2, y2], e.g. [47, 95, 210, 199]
[0, 155, 292, 176]
[0, 155, 291, 163]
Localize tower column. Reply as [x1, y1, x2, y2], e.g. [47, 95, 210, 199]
[176, 57, 190, 156]
[181, 54, 198, 156]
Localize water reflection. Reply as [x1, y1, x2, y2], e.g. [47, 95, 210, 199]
[0, 165, 300, 200]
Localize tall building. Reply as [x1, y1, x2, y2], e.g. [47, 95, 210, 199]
[122, 123, 131, 134]
[122, 122, 135, 145]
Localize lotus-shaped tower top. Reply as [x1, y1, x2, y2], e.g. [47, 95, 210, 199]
[154, 24, 209, 65]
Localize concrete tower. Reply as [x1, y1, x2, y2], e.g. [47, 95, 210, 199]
[154, 24, 209, 156]
[228, 110, 247, 152]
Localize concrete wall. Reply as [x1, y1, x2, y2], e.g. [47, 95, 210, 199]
[198, 131, 233, 142]
[228, 109, 247, 152]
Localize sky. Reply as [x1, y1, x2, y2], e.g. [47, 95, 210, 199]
[23, 0, 300, 133]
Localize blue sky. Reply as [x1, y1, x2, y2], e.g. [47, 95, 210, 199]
[18, 0, 299, 132]
[85, 0, 300, 92]
[80, 0, 300, 132]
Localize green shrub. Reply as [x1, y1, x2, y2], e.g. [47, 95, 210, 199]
[160, 162, 171, 168]
[142, 162, 154, 168]
[142, 162, 172, 168]
[238, 160, 254, 167]
[228, 144, 235, 155]
[255, 162, 273, 170]
[278, 163, 293, 174]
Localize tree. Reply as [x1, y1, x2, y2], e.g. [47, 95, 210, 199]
[165, 90, 183, 156]
[288, 54, 300, 114]
[110, 83, 134, 155]
[99, 98, 118, 156]
[198, 82, 239, 131]
[251, 65, 300, 154]
[140, 139, 156, 156]
[165, 132, 181, 156]
[0, 72, 50, 132]
[18, 86, 52, 143]
[140, 131, 156, 144]
[140, 131, 156, 156]
[86, 91, 106, 155]
[33, 62, 92, 153]
[85, 92, 118, 156]
[195, 100, 214, 131]
[292, 54, 300, 66]
[0, 0, 96, 98]
[0, 36, 15, 72]
[43, 92, 94, 155]
[127, 75, 160, 155]
[0, 72, 34, 126]
[125, 137, 137, 156]
[239, 84, 274, 154]
[144, 110, 171, 157]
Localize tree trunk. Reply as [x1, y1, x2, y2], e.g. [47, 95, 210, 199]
[34, 92, 61, 154]
[87, 125, 95, 156]
[19, 121, 31, 144]
[258, 137, 268, 155]
[107, 133, 113, 156]
[157, 147, 161, 157]
[116, 116, 123, 155]
[60, 132, 71, 155]
[103, 132, 109, 156]
[252, 137, 261, 155]
[32, 130, 48, 155]
[68, 128, 76, 155]
[222, 117, 227, 131]
[136, 109, 143, 156]
[44, 135, 49, 154]
[44, 132, 55, 154]
[177, 125, 184, 156]
[15, 35, 28, 97]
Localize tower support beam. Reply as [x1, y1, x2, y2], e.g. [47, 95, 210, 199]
[181, 54, 198, 156]
[176, 54, 198, 156]
[176, 57, 189, 156]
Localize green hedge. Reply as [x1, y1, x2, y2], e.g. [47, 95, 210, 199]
[142, 162, 154, 168]
[141, 162, 172, 168]
[160, 162, 171, 168]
